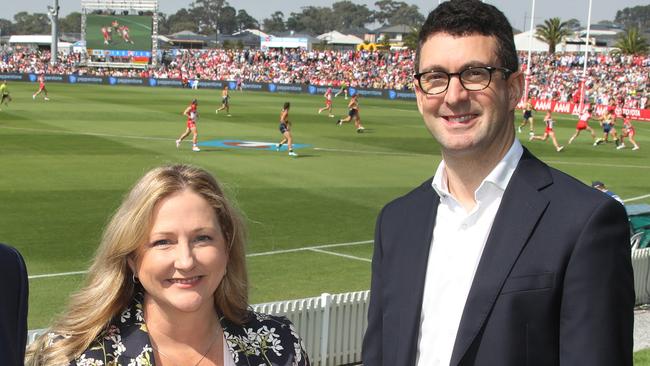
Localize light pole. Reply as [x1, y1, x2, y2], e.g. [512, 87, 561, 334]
[524, 0, 536, 105]
[578, 0, 593, 113]
[47, 0, 59, 66]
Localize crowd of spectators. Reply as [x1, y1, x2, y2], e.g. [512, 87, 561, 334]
[1, 46, 648, 109]
[520, 52, 650, 109]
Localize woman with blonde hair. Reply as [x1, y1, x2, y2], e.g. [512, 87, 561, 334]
[26, 164, 310, 366]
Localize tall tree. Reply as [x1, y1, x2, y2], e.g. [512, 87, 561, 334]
[218, 6, 237, 34]
[235, 9, 259, 31]
[13, 12, 50, 34]
[262, 11, 286, 33]
[565, 18, 581, 31]
[190, 0, 227, 34]
[156, 12, 170, 35]
[614, 5, 650, 32]
[0, 18, 14, 36]
[614, 27, 649, 55]
[59, 12, 81, 33]
[535, 17, 571, 54]
[286, 6, 335, 34]
[331, 1, 373, 30]
[373, 0, 424, 27]
[166, 8, 198, 33]
[388, 4, 424, 27]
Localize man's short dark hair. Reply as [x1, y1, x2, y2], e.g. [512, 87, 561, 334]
[415, 0, 519, 74]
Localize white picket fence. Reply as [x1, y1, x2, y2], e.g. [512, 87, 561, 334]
[252, 291, 369, 366]
[633, 248, 650, 305]
[26, 249, 650, 365]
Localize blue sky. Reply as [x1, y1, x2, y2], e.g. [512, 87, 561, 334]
[1, 0, 647, 32]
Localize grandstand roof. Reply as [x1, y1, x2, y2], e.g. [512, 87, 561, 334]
[9, 35, 55, 45]
[167, 31, 211, 43]
[8, 35, 74, 50]
[373, 24, 413, 34]
[233, 29, 268, 38]
[514, 31, 549, 52]
[515, 30, 613, 53]
[317, 31, 363, 45]
[272, 31, 318, 41]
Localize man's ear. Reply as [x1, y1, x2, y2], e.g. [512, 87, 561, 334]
[508, 71, 524, 111]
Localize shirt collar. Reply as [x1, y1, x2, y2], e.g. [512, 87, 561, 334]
[432, 138, 523, 198]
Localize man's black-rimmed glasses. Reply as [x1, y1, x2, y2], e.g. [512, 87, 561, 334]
[414, 66, 513, 95]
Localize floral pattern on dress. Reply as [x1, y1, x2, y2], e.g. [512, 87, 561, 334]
[61, 292, 310, 366]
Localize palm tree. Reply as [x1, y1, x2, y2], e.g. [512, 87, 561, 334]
[535, 17, 571, 54]
[614, 27, 649, 55]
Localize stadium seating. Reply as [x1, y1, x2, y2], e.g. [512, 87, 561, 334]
[1, 47, 647, 109]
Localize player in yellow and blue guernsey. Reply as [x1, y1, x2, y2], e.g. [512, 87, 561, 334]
[0, 80, 11, 110]
[216, 86, 231, 116]
[276, 102, 297, 157]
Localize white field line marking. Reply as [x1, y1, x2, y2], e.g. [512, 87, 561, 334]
[0, 125, 172, 142]
[308, 248, 372, 263]
[28, 270, 87, 279]
[28, 240, 374, 279]
[624, 194, 650, 203]
[246, 240, 373, 257]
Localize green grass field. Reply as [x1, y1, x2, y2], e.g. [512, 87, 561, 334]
[637, 348, 650, 364]
[1, 82, 649, 337]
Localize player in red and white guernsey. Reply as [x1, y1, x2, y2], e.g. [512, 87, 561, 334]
[176, 99, 200, 152]
[529, 111, 564, 152]
[318, 87, 334, 117]
[118, 25, 134, 44]
[567, 106, 596, 145]
[617, 113, 640, 150]
[101, 26, 112, 44]
[32, 74, 49, 101]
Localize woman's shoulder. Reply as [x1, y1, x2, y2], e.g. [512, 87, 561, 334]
[222, 311, 310, 365]
[224, 310, 299, 338]
[69, 323, 152, 366]
[246, 311, 297, 329]
[47, 297, 151, 365]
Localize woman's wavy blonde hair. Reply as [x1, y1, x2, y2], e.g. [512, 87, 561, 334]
[26, 164, 248, 365]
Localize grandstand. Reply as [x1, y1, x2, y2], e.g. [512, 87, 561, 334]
[0, 47, 647, 119]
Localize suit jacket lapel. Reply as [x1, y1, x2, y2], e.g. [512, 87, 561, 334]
[396, 182, 440, 365]
[450, 150, 552, 365]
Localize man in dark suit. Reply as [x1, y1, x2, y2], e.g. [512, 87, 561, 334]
[362, 1, 634, 365]
[0, 243, 29, 365]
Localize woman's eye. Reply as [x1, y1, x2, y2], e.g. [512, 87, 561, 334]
[194, 235, 212, 243]
[151, 239, 171, 247]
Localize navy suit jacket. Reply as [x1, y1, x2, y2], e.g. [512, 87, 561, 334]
[0, 243, 29, 366]
[362, 149, 634, 366]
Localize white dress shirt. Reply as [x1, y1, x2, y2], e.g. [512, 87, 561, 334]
[416, 139, 523, 366]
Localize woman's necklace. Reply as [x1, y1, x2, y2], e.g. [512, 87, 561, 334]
[151, 330, 220, 366]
